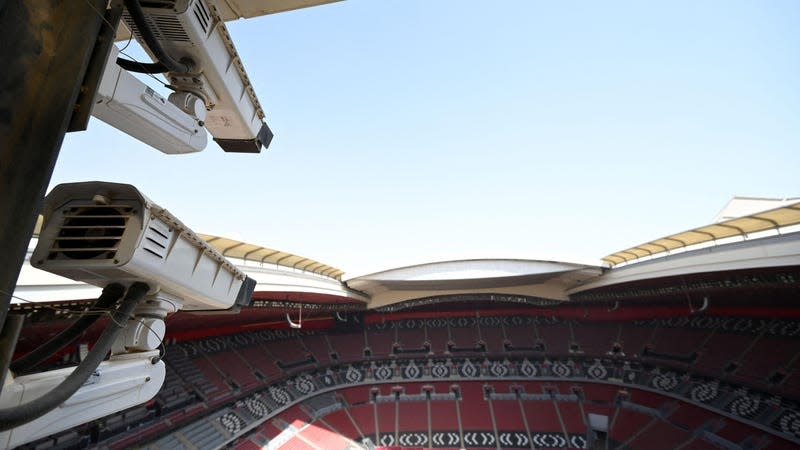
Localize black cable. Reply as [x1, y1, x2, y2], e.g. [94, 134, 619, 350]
[9, 284, 126, 374]
[116, 57, 167, 74]
[118, 29, 134, 53]
[122, 0, 193, 74]
[0, 282, 149, 431]
[119, 49, 176, 90]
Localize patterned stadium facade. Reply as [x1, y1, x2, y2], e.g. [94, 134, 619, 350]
[154, 312, 800, 450]
[15, 291, 800, 450]
[9, 207, 800, 450]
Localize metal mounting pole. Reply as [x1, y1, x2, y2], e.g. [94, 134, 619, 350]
[0, 0, 108, 327]
[0, 314, 24, 394]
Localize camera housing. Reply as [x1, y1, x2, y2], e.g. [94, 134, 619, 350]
[121, 0, 273, 153]
[32, 181, 252, 311]
[93, 47, 209, 155]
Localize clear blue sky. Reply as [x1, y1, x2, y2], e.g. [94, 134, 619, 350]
[52, 0, 800, 275]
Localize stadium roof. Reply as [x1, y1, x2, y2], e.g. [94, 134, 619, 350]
[603, 200, 800, 266]
[199, 233, 346, 280]
[213, 0, 342, 20]
[29, 217, 346, 280]
[347, 259, 603, 307]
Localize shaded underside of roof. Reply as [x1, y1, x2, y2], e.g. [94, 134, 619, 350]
[214, 0, 342, 20]
[115, 0, 342, 40]
[603, 201, 800, 266]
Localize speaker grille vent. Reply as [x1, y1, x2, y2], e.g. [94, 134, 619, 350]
[124, 10, 190, 43]
[50, 206, 132, 260]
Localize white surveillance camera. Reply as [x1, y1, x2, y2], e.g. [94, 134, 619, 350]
[32, 181, 253, 311]
[92, 46, 209, 154]
[2, 182, 254, 447]
[120, 0, 273, 153]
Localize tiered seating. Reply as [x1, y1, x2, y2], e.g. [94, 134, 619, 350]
[339, 386, 371, 406]
[98, 405, 157, 440]
[237, 344, 283, 381]
[609, 408, 652, 444]
[779, 368, 800, 397]
[556, 401, 585, 434]
[456, 383, 493, 430]
[326, 332, 366, 362]
[193, 356, 234, 401]
[166, 373, 797, 450]
[582, 401, 614, 418]
[301, 393, 339, 421]
[580, 382, 619, 403]
[428, 381, 458, 393]
[489, 397, 527, 431]
[160, 402, 206, 431]
[521, 399, 562, 431]
[31, 312, 800, 450]
[277, 405, 312, 425]
[248, 432, 270, 447]
[256, 421, 285, 440]
[319, 409, 363, 440]
[677, 438, 726, 450]
[233, 438, 262, 450]
[618, 324, 653, 357]
[693, 331, 751, 375]
[397, 398, 427, 432]
[479, 322, 507, 354]
[625, 419, 692, 449]
[573, 322, 618, 355]
[666, 402, 717, 430]
[28, 430, 89, 450]
[395, 326, 427, 352]
[273, 380, 598, 448]
[347, 403, 377, 438]
[210, 350, 260, 391]
[449, 321, 480, 350]
[265, 336, 316, 369]
[430, 397, 460, 430]
[165, 348, 218, 397]
[545, 381, 577, 396]
[503, 321, 538, 349]
[156, 367, 196, 414]
[366, 326, 396, 358]
[733, 335, 797, 387]
[762, 436, 800, 450]
[176, 418, 227, 450]
[713, 417, 765, 448]
[625, 389, 669, 411]
[375, 401, 397, 437]
[489, 380, 525, 393]
[647, 327, 708, 360]
[301, 333, 335, 365]
[537, 323, 572, 355]
[425, 325, 450, 354]
[148, 433, 189, 450]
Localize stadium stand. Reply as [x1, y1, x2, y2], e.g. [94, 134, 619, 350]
[15, 297, 800, 449]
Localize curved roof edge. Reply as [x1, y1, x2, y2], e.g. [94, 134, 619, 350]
[346, 258, 604, 308]
[30, 216, 344, 281]
[603, 201, 800, 267]
[199, 234, 345, 280]
[344, 255, 605, 282]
